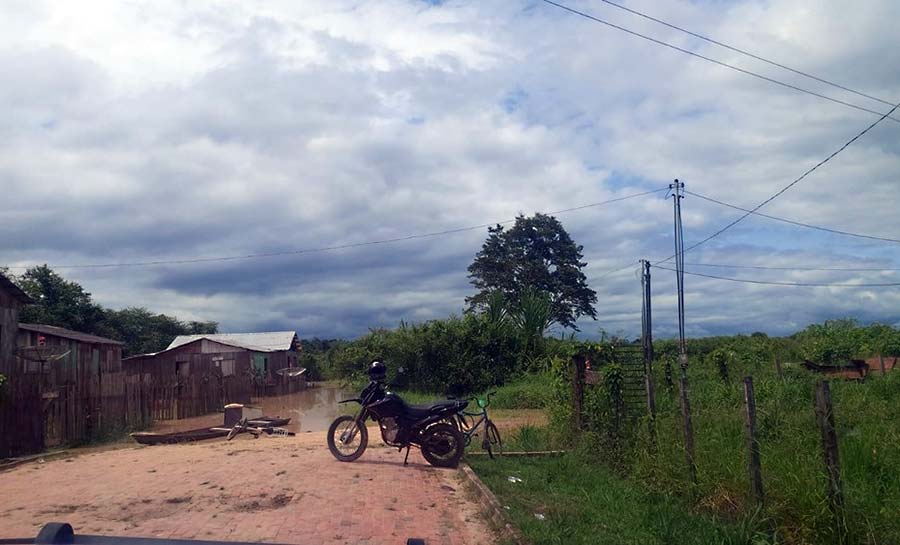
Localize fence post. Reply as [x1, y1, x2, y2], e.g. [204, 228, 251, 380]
[679, 366, 698, 488]
[878, 354, 886, 376]
[743, 376, 764, 505]
[773, 355, 784, 379]
[572, 355, 585, 434]
[815, 380, 846, 543]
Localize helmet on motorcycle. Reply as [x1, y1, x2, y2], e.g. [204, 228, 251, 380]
[368, 361, 387, 382]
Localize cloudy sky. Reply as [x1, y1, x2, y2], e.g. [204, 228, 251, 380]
[1, 0, 898, 340]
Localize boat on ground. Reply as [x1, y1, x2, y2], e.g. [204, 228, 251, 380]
[131, 416, 292, 445]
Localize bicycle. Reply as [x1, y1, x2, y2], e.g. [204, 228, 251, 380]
[454, 391, 502, 459]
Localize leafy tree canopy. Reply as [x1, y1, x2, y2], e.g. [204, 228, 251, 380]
[10, 265, 217, 356]
[466, 213, 597, 329]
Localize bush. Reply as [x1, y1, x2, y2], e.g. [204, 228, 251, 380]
[488, 373, 550, 409]
[328, 313, 521, 395]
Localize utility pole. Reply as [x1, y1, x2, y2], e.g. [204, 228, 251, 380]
[641, 259, 657, 450]
[670, 178, 697, 487]
[640, 259, 656, 419]
[671, 179, 687, 368]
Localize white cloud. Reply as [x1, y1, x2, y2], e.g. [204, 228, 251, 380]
[1, 0, 898, 339]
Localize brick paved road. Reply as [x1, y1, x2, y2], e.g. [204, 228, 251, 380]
[0, 432, 494, 545]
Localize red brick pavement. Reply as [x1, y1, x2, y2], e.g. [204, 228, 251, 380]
[0, 433, 495, 545]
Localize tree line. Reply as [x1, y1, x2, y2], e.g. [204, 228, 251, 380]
[5, 265, 217, 357]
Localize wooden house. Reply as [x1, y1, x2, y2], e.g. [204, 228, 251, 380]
[0, 273, 32, 376]
[15, 324, 126, 448]
[0, 274, 35, 456]
[122, 331, 304, 420]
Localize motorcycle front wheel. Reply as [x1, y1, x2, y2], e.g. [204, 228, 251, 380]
[421, 423, 464, 468]
[327, 415, 368, 462]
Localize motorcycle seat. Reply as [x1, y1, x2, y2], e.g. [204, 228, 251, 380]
[404, 399, 467, 419]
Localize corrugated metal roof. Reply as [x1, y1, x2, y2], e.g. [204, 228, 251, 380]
[0, 273, 33, 303]
[19, 323, 124, 345]
[167, 331, 298, 352]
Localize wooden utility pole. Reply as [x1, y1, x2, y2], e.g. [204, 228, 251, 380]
[670, 179, 697, 487]
[743, 376, 764, 505]
[641, 260, 657, 420]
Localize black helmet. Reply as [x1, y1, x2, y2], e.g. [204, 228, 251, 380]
[368, 361, 387, 382]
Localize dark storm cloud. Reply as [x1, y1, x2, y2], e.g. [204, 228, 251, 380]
[2, 1, 899, 339]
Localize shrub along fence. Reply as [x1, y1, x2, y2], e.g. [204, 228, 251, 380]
[559, 347, 900, 544]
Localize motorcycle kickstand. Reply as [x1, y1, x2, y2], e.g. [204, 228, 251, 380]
[403, 446, 411, 466]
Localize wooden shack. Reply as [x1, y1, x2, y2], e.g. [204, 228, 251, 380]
[0, 273, 35, 456]
[15, 324, 129, 449]
[122, 331, 304, 420]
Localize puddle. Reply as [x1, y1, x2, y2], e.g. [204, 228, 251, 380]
[149, 383, 350, 435]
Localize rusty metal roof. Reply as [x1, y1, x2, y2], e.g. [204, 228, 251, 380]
[18, 323, 123, 345]
[167, 331, 298, 352]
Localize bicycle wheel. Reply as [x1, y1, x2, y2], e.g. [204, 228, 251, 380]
[485, 420, 502, 459]
[226, 419, 245, 441]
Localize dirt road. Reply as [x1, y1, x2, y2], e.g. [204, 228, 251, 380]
[0, 432, 495, 545]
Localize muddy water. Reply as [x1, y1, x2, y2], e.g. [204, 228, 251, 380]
[149, 383, 351, 435]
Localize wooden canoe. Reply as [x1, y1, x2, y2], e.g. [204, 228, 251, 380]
[131, 427, 228, 445]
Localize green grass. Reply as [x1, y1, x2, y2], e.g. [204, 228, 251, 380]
[393, 372, 550, 410]
[604, 363, 900, 544]
[488, 373, 549, 409]
[470, 453, 768, 545]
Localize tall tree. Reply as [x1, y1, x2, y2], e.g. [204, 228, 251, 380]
[467, 213, 597, 329]
[16, 265, 106, 333]
[11, 265, 217, 356]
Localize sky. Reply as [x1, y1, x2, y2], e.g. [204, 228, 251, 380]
[1, 0, 898, 340]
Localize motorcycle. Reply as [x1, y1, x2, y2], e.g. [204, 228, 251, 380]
[327, 364, 468, 468]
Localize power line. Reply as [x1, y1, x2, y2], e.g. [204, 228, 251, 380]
[685, 190, 900, 244]
[540, 0, 900, 124]
[684, 262, 900, 272]
[593, 0, 896, 108]
[654, 265, 900, 287]
[655, 99, 900, 264]
[5, 188, 667, 270]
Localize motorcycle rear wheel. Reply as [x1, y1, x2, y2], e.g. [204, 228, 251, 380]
[421, 423, 464, 468]
[327, 415, 368, 462]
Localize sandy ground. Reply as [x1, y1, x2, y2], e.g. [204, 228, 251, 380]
[0, 431, 495, 545]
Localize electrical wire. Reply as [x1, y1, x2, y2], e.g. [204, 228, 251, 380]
[5, 188, 668, 270]
[654, 264, 900, 287]
[593, 0, 896, 108]
[684, 190, 900, 244]
[655, 99, 900, 264]
[683, 262, 900, 272]
[540, 0, 900, 124]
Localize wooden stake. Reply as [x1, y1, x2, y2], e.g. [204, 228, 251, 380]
[773, 355, 784, 379]
[572, 355, 585, 434]
[815, 380, 846, 543]
[679, 373, 697, 487]
[878, 354, 886, 376]
[743, 376, 764, 505]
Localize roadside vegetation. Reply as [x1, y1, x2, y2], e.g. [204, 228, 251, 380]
[315, 316, 900, 544]
[470, 454, 761, 545]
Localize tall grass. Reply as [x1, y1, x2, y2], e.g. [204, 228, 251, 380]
[470, 454, 767, 545]
[605, 360, 900, 544]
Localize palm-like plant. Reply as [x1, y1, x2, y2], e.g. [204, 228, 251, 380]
[511, 289, 556, 354]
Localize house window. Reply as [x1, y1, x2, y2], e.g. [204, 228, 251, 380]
[213, 356, 235, 377]
[176, 361, 190, 377]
